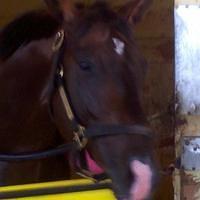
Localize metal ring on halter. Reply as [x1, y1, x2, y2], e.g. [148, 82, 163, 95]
[52, 30, 65, 52]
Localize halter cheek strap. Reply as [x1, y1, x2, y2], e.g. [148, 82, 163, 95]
[56, 69, 88, 149]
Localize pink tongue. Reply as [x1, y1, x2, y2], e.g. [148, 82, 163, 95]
[85, 151, 104, 174]
[129, 160, 152, 200]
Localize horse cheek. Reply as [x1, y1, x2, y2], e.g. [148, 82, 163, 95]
[129, 160, 153, 200]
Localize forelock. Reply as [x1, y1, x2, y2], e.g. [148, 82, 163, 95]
[70, 2, 131, 41]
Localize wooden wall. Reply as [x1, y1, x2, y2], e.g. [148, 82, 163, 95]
[0, 0, 43, 27]
[0, 0, 174, 199]
[175, 2, 200, 200]
[135, 0, 174, 199]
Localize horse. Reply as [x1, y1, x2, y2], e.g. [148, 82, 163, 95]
[0, 0, 156, 199]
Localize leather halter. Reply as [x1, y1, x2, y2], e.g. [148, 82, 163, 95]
[53, 30, 153, 145]
[0, 30, 153, 162]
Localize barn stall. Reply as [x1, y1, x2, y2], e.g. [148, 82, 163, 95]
[0, 0, 174, 199]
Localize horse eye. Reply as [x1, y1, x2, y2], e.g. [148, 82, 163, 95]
[79, 61, 92, 70]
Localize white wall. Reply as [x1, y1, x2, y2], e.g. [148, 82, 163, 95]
[175, 6, 200, 114]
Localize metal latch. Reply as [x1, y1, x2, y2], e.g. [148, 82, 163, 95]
[181, 137, 200, 170]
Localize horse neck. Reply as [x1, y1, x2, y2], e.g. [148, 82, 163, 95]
[0, 37, 59, 153]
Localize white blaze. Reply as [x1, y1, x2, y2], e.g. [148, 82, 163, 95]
[112, 37, 125, 55]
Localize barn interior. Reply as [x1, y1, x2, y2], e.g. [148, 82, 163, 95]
[0, 0, 174, 199]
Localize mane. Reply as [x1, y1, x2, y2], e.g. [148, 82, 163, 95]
[0, 10, 61, 60]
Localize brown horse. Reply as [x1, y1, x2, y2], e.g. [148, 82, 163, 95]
[0, 0, 156, 199]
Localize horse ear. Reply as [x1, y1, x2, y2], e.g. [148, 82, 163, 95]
[117, 0, 152, 25]
[44, 0, 75, 22]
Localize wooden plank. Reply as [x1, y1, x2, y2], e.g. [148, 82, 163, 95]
[135, 0, 173, 38]
[175, 0, 200, 6]
[135, 1, 174, 199]
[175, 5, 200, 200]
[181, 167, 200, 199]
[175, 115, 200, 199]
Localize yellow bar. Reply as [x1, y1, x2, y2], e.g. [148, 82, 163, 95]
[0, 179, 93, 193]
[18, 189, 115, 200]
[0, 179, 116, 200]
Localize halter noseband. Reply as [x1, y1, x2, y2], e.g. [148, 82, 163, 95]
[0, 30, 153, 163]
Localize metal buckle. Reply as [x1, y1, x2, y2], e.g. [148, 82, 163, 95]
[73, 130, 88, 149]
[73, 132, 83, 149]
[52, 30, 65, 52]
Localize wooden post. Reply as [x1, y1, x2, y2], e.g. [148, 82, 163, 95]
[175, 2, 200, 199]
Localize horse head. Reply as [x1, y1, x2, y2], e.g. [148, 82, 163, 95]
[45, 1, 156, 199]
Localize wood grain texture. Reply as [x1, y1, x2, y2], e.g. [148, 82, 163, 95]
[135, 0, 174, 199]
